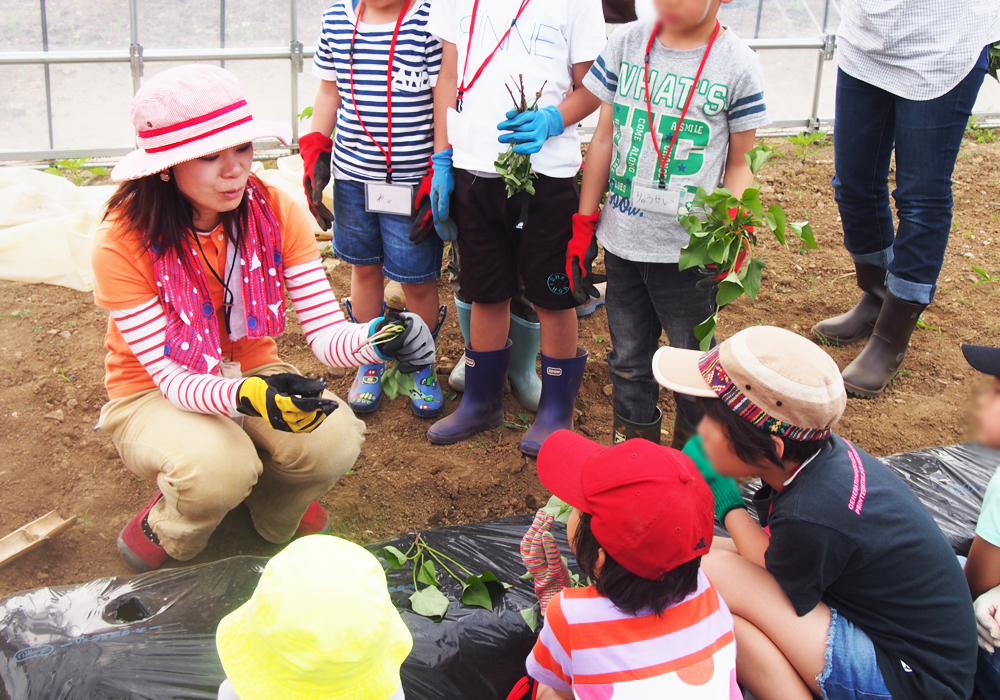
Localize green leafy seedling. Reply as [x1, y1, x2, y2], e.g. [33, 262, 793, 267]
[495, 74, 547, 197]
[679, 143, 817, 350]
[784, 131, 828, 165]
[382, 545, 409, 569]
[46, 157, 109, 186]
[973, 266, 1000, 294]
[297, 106, 314, 121]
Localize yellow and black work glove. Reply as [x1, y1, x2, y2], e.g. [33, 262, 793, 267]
[236, 373, 338, 433]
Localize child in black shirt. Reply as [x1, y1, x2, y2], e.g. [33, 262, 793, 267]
[654, 325, 976, 700]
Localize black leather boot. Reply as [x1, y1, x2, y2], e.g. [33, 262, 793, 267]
[812, 264, 886, 346]
[842, 291, 926, 398]
[612, 407, 662, 444]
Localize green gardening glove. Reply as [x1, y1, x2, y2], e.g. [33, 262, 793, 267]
[682, 435, 747, 525]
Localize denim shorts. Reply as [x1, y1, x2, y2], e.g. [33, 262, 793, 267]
[332, 179, 443, 284]
[817, 609, 892, 700]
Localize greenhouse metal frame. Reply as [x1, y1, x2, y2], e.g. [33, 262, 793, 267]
[0, 0, 889, 162]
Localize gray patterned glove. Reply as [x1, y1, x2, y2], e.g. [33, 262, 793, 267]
[376, 312, 436, 374]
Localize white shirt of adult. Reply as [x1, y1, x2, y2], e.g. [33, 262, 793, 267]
[426, 0, 608, 179]
[837, 0, 1000, 101]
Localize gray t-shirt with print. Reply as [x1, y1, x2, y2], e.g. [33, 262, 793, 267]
[583, 22, 770, 264]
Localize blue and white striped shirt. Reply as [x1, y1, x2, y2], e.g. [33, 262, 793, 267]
[313, 0, 442, 184]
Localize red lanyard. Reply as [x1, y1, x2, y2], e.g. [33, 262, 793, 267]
[349, 0, 409, 183]
[456, 0, 532, 112]
[644, 20, 720, 187]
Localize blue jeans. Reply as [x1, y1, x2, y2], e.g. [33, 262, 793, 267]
[818, 609, 892, 700]
[831, 47, 988, 305]
[333, 179, 444, 284]
[604, 251, 715, 426]
[978, 647, 1000, 699]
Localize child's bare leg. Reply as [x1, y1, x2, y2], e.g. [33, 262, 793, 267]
[732, 615, 813, 700]
[471, 300, 511, 352]
[702, 549, 830, 695]
[400, 280, 440, 330]
[350, 264, 385, 322]
[535, 306, 578, 358]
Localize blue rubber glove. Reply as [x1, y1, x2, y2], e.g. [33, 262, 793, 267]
[682, 435, 747, 525]
[497, 105, 565, 155]
[429, 148, 457, 241]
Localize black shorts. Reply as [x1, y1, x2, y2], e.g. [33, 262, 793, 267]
[452, 169, 578, 311]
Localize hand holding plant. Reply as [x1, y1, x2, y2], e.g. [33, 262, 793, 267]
[679, 143, 817, 350]
[495, 75, 548, 197]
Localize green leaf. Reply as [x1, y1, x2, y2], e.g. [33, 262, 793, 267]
[739, 187, 764, 220]
[745, 143, 773, 174]
[461, 575, 494, 611]
[694, 313, 718, 352]
[520, 570, 535, 581]
[542, 495, 573, 524]
[417, 560, 439, 587]
[410, 585, 450, 619]
[765, 204, 787, 246]
[707, 236, 734, 265]
[716, 280, 745, 307]
[383, 546, 408, 569]
[520, 607, 539, 633]
[678, 234, 712, 271]
[972, 266, 990, 280]
[743, 258, 766, 301]
[703, 187, 733, 208]
[743, 259, 765, 299]
[790, 222, 818, 250]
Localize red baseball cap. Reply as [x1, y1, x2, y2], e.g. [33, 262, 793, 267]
[537, 430, 714, 580]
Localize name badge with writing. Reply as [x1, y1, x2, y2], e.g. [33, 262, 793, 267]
[365, 182, 413, 216]
[631, 180, 687, 217]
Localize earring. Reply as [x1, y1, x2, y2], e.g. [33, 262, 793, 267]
[159, 171, 170, 182]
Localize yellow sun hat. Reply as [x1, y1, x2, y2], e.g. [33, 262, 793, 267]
[216, 535, 412, 700]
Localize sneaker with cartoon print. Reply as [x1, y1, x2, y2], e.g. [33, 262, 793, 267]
[348, 362, 385, 413]
[409, 363, 444, 418]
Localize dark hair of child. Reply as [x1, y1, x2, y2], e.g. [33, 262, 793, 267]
[697, 397, 827, 470]
[572, 512, 700, 616]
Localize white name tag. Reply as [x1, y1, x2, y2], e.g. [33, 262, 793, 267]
[365, 182, 413, 216]
[632, 184, 681, 216]
[446, 107, 473, 154]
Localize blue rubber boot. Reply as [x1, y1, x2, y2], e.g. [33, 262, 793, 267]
[507, 313, 542, 412]
[448, 298, 473, 392]
[345, 298, 385, 413]
[427, 341, 512, 445]
[409, 306, 447, 418]
[519, 347, 588, 457]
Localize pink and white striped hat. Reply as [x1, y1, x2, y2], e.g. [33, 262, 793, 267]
[112, 64, 291, 182]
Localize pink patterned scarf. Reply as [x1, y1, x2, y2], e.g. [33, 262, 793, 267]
[153, 178, 285, 375]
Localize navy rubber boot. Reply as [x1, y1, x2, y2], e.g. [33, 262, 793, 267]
[448, 298, 473, 392]
[427, 341, 512, 445]
[519, 348, 588, 457]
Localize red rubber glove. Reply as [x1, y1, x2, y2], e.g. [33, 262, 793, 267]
[299, 132, 334, 231]
[409, 157, 434, 245]
[567, 211, 600, 306]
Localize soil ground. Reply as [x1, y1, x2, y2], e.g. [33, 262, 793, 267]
[1, 136, 999, 598]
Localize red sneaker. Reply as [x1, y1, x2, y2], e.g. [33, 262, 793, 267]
[295, 500, 332, 538]
[117, 493, 169, 572]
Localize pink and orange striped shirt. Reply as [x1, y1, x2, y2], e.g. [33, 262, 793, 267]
[527, 571, 739, 699]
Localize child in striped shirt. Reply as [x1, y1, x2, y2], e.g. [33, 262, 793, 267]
[525, 430, 740, 700]
[300, 0, 447, 418]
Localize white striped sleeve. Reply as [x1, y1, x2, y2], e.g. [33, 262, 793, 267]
[110, 298, 243, 416]
[284, 258, 381, 367]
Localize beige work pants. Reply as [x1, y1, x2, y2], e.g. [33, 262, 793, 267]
[99, 362, 365, 561]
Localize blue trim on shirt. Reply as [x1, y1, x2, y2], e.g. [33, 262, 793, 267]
[729, 102, 767, 121]
[730, 92, 764, 109]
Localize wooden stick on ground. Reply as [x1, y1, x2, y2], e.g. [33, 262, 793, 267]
[0, 510, 76, 571]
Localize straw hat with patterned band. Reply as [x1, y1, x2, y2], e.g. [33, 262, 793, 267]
[111, 64, 291, 182]
[216, 535, 412, 700]
[652, 326, 847, 441]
